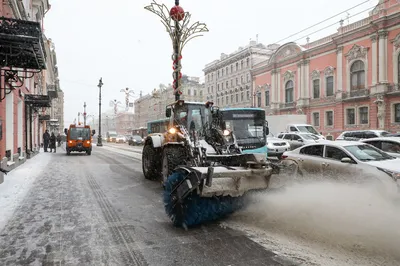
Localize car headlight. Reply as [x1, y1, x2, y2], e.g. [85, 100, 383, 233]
[169, 127, 177, 134]
[377, 167, 400, 181]
[223, 129, 230, 136]
[267, 142, 274, 149]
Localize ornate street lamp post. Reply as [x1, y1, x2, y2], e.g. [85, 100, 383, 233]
[145, 0, 208, 101]
[97, 78, 104, 147]
[120, 87, 135, 111]
[110, 99, 122, 115]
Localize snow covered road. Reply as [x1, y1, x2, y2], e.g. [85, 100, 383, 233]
[0, 146, 298, 266]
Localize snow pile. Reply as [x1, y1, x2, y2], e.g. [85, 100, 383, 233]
[0, 152, 52, 231]
[227, 180, 400, 264]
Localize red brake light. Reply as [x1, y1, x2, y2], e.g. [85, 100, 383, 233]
[281, 155, 288, 159]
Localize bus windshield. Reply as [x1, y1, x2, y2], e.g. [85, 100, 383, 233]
[221, 110, 266, 145]
[70, 127, 91, 140]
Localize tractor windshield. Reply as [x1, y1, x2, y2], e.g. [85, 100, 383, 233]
[173, 104, 210, 131]
[70, 127, 91, 140]
[221, 109, 266, 147]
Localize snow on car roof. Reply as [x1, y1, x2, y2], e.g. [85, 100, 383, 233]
[361, 137, 400, 142]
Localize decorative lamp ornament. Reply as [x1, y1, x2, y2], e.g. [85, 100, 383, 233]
[170, 5, 184, 21]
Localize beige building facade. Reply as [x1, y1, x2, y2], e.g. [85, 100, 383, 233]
[133, 76, 205, 129]
[203, 40, 279, 108]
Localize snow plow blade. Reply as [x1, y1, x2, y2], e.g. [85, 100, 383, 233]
[163, 153, 273, 228]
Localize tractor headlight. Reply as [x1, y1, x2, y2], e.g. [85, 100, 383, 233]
[169, 127, 177, 134]
[377, 167, 400, 181]
[223, 129, 230, 136]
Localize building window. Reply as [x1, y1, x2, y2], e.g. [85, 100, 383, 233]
[241, 60, 243, 69]
[226, 81, 229, 88]
[285, 80, 294, 103]
[350, 60, 365, 90]
[217, 84, 220, 91]
[222, 69, 224, 76]
[257, 93, 261, 107]
[265, 91, 270, 106]
[241, 76, 244, 83]
[313, 79, 320, 98]
[246, 58, 250, 67]
[222, 97, 224, 105]
[346, 108, 355, 125]
[207, 87, 209, 93]
[326, 76, 334, 96]
[211, 73, 214, 80]
[236, 78, 238, 85]
[217, 98, 220, 105]
[231, 95, 234, 103]
[236, 63, 239, 71]
[241, 92, 244, 101]
[211, 86, 213, 93]
[313, 113, 320, 127]
[359, 107, 368, 124]
[326, 111, 333, 126]
[231, 65, 233, 73]
[194, 90, 197, 96]
[246, 91, 250, 100]
[247, 74, 250, 82]
[230, 79, 233, 87]
[199, 90, 203, 96]
[226, 96, 228, 104]
[236, 94, 238, 102]
[222, 83, 224, 89]
[395, 103, 400, 123]
[226, 67, 228, 74]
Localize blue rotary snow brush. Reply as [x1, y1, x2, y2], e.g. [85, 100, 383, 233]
[163, 170, 246, 228]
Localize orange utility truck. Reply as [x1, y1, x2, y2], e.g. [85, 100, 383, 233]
[64, 123, 95, 155]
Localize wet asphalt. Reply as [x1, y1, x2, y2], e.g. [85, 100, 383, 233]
[0, 143, 299, 266]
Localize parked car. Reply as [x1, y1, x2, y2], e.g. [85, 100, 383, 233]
[336, 130, 390, 141]
[128, 135, 144, 146]
[277, 132, 322, 150]
[267, 133, 291, 159]
[281, 141, 400, 198]
[360, 137, 400, 158]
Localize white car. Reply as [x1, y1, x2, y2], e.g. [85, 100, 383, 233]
[281, 141, 400, 198]
[266, 134, 290, 159]
[360, 137, 400, 158]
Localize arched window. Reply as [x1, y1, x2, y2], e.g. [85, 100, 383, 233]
[241, 60, 244, 69]
[246, 58, 250, 67]
[285, 80, 294, 103]
[350, 60, 365, 90]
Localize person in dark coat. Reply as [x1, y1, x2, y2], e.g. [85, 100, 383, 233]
[49, 132, 57, 153]
[43, 130, 50, 152]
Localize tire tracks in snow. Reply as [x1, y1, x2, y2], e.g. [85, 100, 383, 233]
[80, 158, 148, 266]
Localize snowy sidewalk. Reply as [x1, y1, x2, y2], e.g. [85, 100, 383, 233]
[0, 150, 53, 231]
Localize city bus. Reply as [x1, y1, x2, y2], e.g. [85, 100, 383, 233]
[147, 118, 169, 135]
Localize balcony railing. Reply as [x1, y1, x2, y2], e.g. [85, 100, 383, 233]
[279, 102, 296, 109]
[342, 88, 369, 99]
[387, 84, 400, 93]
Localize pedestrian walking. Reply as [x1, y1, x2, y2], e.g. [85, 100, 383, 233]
[43, 130, 50, 152]
[49, 132, 56, 153]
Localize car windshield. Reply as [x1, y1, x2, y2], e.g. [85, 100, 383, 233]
[132, 135, 142, 140]
[117, 135, 124, 138]
[344, 144, 395, 161]
[297, 125, 319, 135]
[380, 131, 390, 136]
[301, 134, 319, 140]
[70, 128, 91, 140]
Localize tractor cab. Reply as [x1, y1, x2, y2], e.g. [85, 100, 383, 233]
[165, 100, 213, 136]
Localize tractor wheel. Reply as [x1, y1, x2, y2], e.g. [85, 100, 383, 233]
[163, 170, 245, 228]
[87, 150, 91, 155]
[142, 143, 161, 181]
[162, 145, 187, 185]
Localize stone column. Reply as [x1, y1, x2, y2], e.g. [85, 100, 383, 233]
[277, 70, 281, 104]
[371, 35, 378, 85]
[378, 30, 388, 83]
[304, 60, 310, 99]
[336, 46, 343, 91]
[297, 61, 302, 99]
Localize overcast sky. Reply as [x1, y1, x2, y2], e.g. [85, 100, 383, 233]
[43, 0, 378, 127]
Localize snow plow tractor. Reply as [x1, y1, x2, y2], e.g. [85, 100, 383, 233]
[142, 100, 273, 227]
